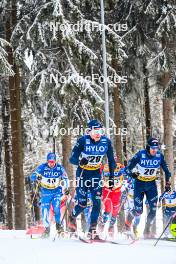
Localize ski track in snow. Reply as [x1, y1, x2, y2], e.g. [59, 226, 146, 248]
[0, 230, 176, 264]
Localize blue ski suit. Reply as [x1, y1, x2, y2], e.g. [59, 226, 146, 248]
[31, 163, 68, 228]
[69, 134, 116, 226]
[125, 149, 171, 225]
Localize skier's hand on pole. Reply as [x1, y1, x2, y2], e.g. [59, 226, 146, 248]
[79, 157, 88, 166]
[165, 181, 171, 192]
[36, 173, 42, 185]
[131, 172, 139, 179]
[64, 188, 70, 196]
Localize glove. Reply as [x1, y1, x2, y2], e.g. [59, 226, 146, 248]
[64, 188, 70, 196]
[36, 174, 42, 185]
[165, 181, 171, 192]
[108, 179, 114, 190]
[37, 174, 42, 181]
[131, 172, 139, 179]
[80, 157, 89, 166]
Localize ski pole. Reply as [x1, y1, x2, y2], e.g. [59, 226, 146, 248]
[154, 212, 176, 246]
[29, 181, 40, 209]
[60, 195, 74, 225]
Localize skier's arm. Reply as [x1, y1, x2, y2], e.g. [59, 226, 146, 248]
[159, 192, 165, 203]
[160, 154, 171, 182]
[124, 152, 141, 177]
[69, 137, 85, 165]
[106, 139, 116, 179]
[30, 166, 43, 182]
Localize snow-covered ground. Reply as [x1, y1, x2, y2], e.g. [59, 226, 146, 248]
[0, 230, 176, 264]
[0, 196, 174, 264]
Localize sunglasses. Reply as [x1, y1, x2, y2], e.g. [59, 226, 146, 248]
[150, 147, 159, 150]
[92, 128, 104, 135]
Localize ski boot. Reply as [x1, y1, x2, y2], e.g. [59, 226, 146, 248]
[56, 223, 64, 235]
[97, 212, 109, 233]
[143, 223, 154, 239]
[124, 212, 135, 238]
[125, 223, 131, 236]
[98, 217, 105, 233]
[133, 225, 139, 239]
[88, 224, 103, 241]
[108, 216, 116, 238]
[42, 226, 50, 238]
[124, 221, 135, 240]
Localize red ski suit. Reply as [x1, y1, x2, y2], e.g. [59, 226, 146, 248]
[102, 163, 124, 217]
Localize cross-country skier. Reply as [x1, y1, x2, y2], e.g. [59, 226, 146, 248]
[124, 137, 171, 238]
[159, 188, 176, 238]
[68, 119, 116, 240]
[98, 162, 124, 237]
[30, 152, 69, 237]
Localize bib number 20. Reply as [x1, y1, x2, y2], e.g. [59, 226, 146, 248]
[144, 169, 155, 175]
[88, 156, 101, 163]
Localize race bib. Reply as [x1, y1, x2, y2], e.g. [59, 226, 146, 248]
[40, 177, 62, 189]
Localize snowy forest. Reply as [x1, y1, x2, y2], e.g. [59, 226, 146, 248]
[0, 0, 176, 231]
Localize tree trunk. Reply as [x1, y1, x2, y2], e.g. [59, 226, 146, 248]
[6, 1, 26, 229]
[2, 83, 13, 229]
[122, 103, 128, 165]
[143, 65, 156, 234]
[61, 134, 74, 228]
[160, 71, 174, 187]
[61, 134, 74, 182]
[53, 137, 56, 153]
[143, 65, 151, 141]
[113, 85, 123, 162]
[13, 64, 26, 229]
[163, 98, 174, 187]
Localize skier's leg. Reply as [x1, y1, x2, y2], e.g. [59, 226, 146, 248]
[126, 181, 144, 230]
[40, 193, 51, 235]
[68, 167, 88, 231]
[68, 184, 88, 232]
[144, 181, 158, 237]
[72, 186, 88, 217]
[89, 178, 102, 235]
[108, 190, 121, 236]
[102, 189, 112, 223]
[133, 215, 141, 237]
[111, 189, 121, 218]
[98, 189, 112, 233]
[133, 215, 141, 227]
[52, 192, 63, 233]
